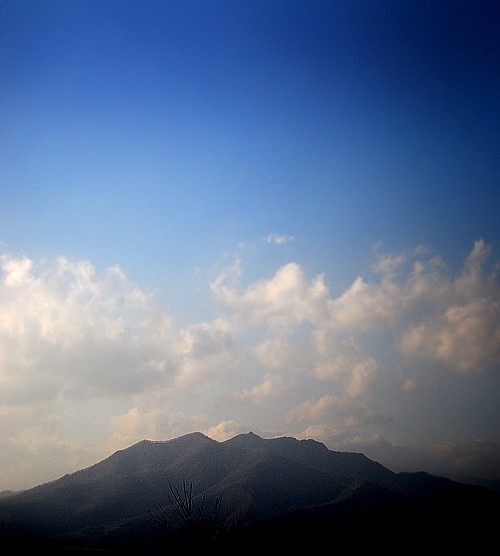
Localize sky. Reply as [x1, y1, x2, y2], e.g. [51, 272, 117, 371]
[1, 0, 499, 491]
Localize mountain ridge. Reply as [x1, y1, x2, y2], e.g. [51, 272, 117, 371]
[0, 431, 497, 552]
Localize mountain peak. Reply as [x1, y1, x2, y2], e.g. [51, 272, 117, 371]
[224, 431, 265, 448]
[0, 430, 497, 552]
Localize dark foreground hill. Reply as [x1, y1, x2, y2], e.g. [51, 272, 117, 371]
[0, 431, 498, 553]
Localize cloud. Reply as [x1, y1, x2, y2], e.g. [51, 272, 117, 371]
[311, 239, 500, 373]
[109, 407, 157, 446]
[293, 429, 500, 481]
[296, 421, 391, 449]
[172, 318, 236, 387]
[264, 233, 294, 245]
[1, 239, 499, 489]
[312, 340, 378, 398]
[300, 427, 500, 484]
[357, 436, 500, 480]
[178, 320, 233, 359]
[402, 378, 417, 392]
[400, 239, 500, 372]
[211, 241, 500, 374]
[287, 394, 336, 422]
[0, 254, 178, 404]
[3, 242, 498, 412]
[327, 275, 401, 330]
[208, 239, 499, 449]
[211, 261, 330, 328]
[234, 374, 286, 404]
[345, 357, 378, 398]
[254, 337, 292, 369]
[204, 420, 247, 442]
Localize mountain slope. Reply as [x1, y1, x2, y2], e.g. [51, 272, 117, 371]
[226, 431, 399, 487]
[0, 431, 498, 552]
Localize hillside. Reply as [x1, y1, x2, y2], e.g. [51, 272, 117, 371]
[0, 432, 498, 553]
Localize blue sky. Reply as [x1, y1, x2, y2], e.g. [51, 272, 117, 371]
[1, 0, 499, 490]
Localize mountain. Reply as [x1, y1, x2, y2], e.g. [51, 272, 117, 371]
[0, 431, 498, 553]
[0, 491, 21, 500]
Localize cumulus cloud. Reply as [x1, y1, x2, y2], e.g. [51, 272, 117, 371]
[0, 254, 178, 403]
[211, 261, 330, 328]
[400, 239, 500, 372]
[234, 374, 286, 404]
[327, 275, 401, 330]
[204, 420, 248, 441]
[109, 407, 158, 447]
[254, 337, 293, 369]
[1, 240, 499, 489]
[171, 318, 237, 388]
[287, 394, 336, 422]
[311, 238, 500, 373]
[209, 239, 499, 443]
[213, 242, 499, 364]
[312, 339, 378, 397]
[296, 421, 392, 451]
[178, 319, 233, 359]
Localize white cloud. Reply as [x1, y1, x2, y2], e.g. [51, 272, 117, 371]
[178, 319, 233, 359]
[287, 394, 336, 422]
[1, 240, 499, 489]
[204, 420, 247, 441]
[345, 357, 378, 398]
[211, 261, 330, 328]
[105, 402, 205, 446]
[170, 319, 238, 390]
[327, 274, 401, 330]
[311, 337, 379, 408]
[109, 407, 157, 447]
[400, 239, 500, 372]
[265, 233, 294, 245]
[254, 337, 292, 369]
[234, 374, 286, 404]
[0, 254, 179, 404]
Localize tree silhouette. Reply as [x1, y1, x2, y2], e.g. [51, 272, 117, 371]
[148, 480, 243, 549]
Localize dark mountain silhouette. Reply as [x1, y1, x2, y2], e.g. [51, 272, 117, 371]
[0, 431, 498, 553]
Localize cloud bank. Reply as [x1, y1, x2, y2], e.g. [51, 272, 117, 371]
[0, 239, 499, 489]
